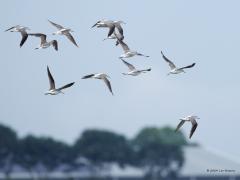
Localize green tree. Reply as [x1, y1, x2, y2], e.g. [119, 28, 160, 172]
[0, 124, 18, 179]
[132, 126, 187, 179]
[73, 129, 132, 167]
[19, 135, 70, 177]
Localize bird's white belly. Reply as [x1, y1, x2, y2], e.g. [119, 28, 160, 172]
[46, 90, 60, 95]
[125, 52, 135, 58]
[171, 69, 183, 74]
[56, 30, 64, 35]
[42, 43, 51, 49]
[129, 71, 140, 76]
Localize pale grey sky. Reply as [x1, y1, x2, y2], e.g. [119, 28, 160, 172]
[1, 0, 240, 163]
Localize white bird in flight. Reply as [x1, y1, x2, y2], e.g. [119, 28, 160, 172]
[5, 25, 30, 47]
[48, 20, 79, 47]
[175, 115, 199, 139]
[45, 66, 75, 95]
[121, 59, 151, 76]
[82, 73, 113, 95]
[28, 33, 58, 51]
[117, 38, 149, 59]
[92, 19, 125, 38]
[161, 51, 195, 75]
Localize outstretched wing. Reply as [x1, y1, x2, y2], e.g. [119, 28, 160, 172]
[107, 24, 115, 37]
[117, 38, 130, 53]
[161, 51, 176, 69]
[115, 24, 123, 36]
[65, 32, 78, 47]
[114, 32, 124, 46]
[51, 40, 58, 51]
[121, 59, 136, 71]
[47, 66, 55, 90]
[179, 63, 196, 70]
[5, 26, 17, 31]
[82, 74, 95, 79]
[103, 77, 113, 95]
[48, 20, 64, 30]
[29, 33, 47, 44]
[189, 119, 198, 139]
[175, 120, 185, 132]
[20, 32, 28, 47]
[57, 82, 75, 91]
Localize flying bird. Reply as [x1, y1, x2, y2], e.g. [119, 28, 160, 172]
[5, 25, 30, 47]
[161, 51, 195, 75]
[175, 115, 199, 139]
[92, 20, 125, 38]
[48, 20, 79, 47]
[82, 73, 113, 95]
[121, 59, 151, 76]
[117, 38, 149, 59]
[28, 33, 58, 51]
[45, 66, 75, 95]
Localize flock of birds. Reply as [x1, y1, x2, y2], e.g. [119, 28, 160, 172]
[5, 19, 199, 139]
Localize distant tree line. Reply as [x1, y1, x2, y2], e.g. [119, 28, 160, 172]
[0, 123, 190, 179]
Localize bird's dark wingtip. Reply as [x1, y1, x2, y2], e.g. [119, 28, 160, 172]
[82, 74, 94, 79]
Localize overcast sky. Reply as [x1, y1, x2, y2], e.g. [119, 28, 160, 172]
[1, 0, 240, 163]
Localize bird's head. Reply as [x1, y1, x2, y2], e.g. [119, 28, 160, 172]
[101, 74, 110, 79]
